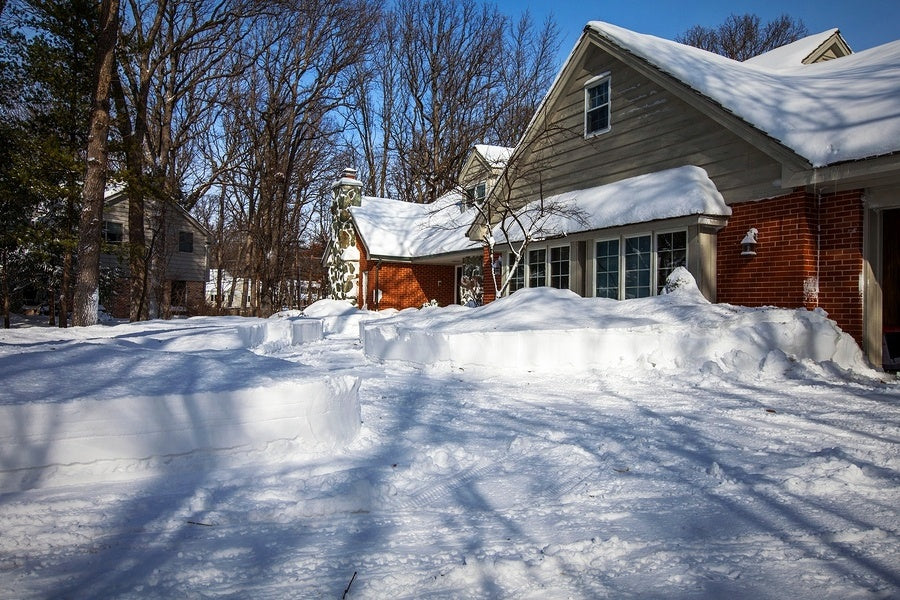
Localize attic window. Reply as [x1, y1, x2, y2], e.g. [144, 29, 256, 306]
[465, 182, 486, 205]
[585, 73, 611, 137]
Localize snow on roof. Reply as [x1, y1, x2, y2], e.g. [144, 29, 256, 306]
[473, 144, 514, 168]
[587, 21, 900, 166]
[350, 192, 481, 259]
[495, 165, 730, 243]
[743, 29, 843, 69]
[104, 182, 127, 199]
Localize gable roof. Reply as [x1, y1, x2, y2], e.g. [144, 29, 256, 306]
[350, 193, 480, 260]
[585, 21, 900, 167]
[104, 185, 211, 237]
[494, 166, 731, 244]
[743, 29, 851, 69]
[459, 144, 514, 184]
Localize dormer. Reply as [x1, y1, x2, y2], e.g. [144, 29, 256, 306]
[743, 29, 852, 69]
[801, 30, 852, 63]
[458, 144, 513, 207]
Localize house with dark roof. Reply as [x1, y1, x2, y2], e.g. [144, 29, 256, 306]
[326, 23, 900, 369]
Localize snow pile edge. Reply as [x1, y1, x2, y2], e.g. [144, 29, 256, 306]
[0, 375, 360, 493]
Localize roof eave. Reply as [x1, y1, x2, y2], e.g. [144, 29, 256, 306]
[584, 28, 812, 175]
[783, 152, 900, 189]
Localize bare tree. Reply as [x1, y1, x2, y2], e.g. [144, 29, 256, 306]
[676, 13, 808, 61]
[72, 0, 119, 326]
[345, 0, 560, 205]
[488, 12, 559, 146]
[113, 0, 251, 320]
[464, 116, 588, 299]
[212, 0, 376, 316]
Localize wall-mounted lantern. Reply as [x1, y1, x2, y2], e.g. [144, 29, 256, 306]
[741, 228, 758, 257]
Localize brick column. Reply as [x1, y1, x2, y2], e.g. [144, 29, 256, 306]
[482, 246, 497, 304]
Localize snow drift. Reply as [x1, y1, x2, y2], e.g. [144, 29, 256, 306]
[362, 268, 868, 375]
[0, 315, 357, 493]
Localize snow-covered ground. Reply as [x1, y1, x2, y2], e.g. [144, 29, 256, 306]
[1, 272, 898, 599]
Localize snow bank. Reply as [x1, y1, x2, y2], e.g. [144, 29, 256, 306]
[363, 269, 869, 376]
[0, 316, 357, 493]
[240, 315, 323, 348]
[303, 298, 396, 337]
[0, 376, 360, 492]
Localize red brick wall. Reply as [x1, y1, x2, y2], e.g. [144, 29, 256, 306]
[106, 277, 131, 318]
[358, 245, 456, 310]
[718, 189, 863, 343]
[103, 278, 209, 319]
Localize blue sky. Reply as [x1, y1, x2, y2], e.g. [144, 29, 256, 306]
[497, 0, 899, 67]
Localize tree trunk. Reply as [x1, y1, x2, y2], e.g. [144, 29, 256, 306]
[72, 0, 119, 327]
[58, 249, 71, 327]
[1, 248, 9, 329]
[47, 282, 55, 325]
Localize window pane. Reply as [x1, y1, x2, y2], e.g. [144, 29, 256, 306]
[624, 235, 651, 298]
[550, 246, 570, 290]
[528, 248, 546, 288]
[179, 231, 194, 253]
[656, 231, 687, 293]
[102, 221, 123, 244]
[585, 80, 610, 135]
[595, 239, 619, 299]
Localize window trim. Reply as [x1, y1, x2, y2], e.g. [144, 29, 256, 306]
[594, 237, 620, 299]
[503, 243, 572, 294]
[655, 229, 689, 294]
[465, 181, 487, 206]
[584, 72, 612, 138]
[527, 247, 547, 288]
[591, 227, 689, 300]
[507, 252, 526, 292]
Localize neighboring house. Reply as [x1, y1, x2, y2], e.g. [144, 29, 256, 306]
[206, 269, 322, 311]
[101, 188, 209, 317]
[327, 23, 900, 369]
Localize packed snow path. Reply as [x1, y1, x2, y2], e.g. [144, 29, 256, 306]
[1, 288, 898, 598]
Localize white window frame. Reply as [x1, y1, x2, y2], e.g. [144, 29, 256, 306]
[549, 244, 570, 290]
[594, 237, 620, 299]
[527, 247, 547, 288]
[584, 72, 611, 138]
[507, 251, 526, 293]
[503, 243, 572, 294]
[591, 228, 689, 300]
[623, 234, 652, 299]
[465, 181, 487, 206]
[655, 229, 688, 294]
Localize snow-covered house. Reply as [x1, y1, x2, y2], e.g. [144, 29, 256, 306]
[468, 22, 900, 370]
[101, 188, 210, 317]
[324, 145, 512, 310]
[326, 23, 900, 369]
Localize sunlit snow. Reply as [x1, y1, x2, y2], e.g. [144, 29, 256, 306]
[1, 271, 897, 598]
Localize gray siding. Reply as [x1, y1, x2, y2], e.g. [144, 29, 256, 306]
[508, 44, 785, 208]
[101, 195, 208, 282]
